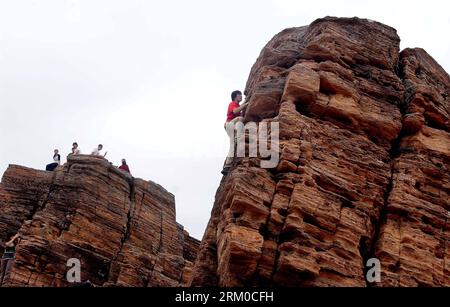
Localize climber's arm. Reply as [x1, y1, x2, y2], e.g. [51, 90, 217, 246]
[233, 102, 249, 115]
[6, 234, 20, 246]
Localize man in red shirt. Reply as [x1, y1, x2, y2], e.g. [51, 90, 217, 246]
[222, 90, 249, 175]
[119, 159, 131, 174]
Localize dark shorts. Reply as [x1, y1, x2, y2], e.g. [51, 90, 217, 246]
[2, 252, 14, 260]
[46, 163, 58, 171]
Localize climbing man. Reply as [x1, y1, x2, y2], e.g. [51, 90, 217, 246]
[222, 90, 249, 175]
[118, 159, 131, 174]
[0, 232, 21, 285]
[45, 149, 61, 171]
[91, 144, 107, 157]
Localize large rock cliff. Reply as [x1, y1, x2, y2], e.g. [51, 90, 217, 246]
[0, 155, 199, 286]
[1, 16, 448, 288]
[190, 17, 449, 287]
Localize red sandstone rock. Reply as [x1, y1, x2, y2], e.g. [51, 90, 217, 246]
[1, 16, 448, 288]
[190, 17, 449, 287]
[374, 48, 450, 287]
[0, 155, 199, 287]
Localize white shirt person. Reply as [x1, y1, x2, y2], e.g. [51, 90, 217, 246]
[91, 144, 107, 157]
[45, 149, 61, 171]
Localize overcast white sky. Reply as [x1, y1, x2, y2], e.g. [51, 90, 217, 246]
[0, 0, 449, 240]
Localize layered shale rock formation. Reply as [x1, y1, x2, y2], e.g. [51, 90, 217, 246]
[190, 17, 449, 287]
[0, 155, 199, 287]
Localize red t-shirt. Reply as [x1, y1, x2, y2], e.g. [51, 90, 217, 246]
[119, 164, 130, 173]
[226, 101, 241, 122]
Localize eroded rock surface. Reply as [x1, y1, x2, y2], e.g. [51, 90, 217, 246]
[190, 17, 449, 287]
[0, 155, 199, 287]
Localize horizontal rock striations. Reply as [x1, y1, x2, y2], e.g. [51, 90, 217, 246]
[0, 155, 199, 287]
[189, 17, 449, 287]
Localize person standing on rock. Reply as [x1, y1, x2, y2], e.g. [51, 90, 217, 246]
[222, 90, 249, 175]
[118, 159, 130, 174]
[45, 149, 61, 171]
[0, 232, 20, 285]
[91, 144, 107, 157]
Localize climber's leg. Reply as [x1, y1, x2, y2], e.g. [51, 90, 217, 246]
[0, 258, 13, 285]
[222, 117, 244, 175]
[2, 258, 13, 284]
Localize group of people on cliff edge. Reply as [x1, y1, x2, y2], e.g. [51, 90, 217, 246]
[45, 142, 131, 174]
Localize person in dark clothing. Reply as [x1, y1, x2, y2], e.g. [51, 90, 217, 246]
[118, 159, 130, 174]
[0, 232, 20, 285]
[46, 149, 61, 171]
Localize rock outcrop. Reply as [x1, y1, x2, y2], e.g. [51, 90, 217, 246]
[1, 16, 448, 288]
[0, 155, 199, 287]
[190, 17, 449, 287]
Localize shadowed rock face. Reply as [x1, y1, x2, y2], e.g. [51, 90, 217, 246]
[0, 155, 199, 287]
[189, 17, 449, 287]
